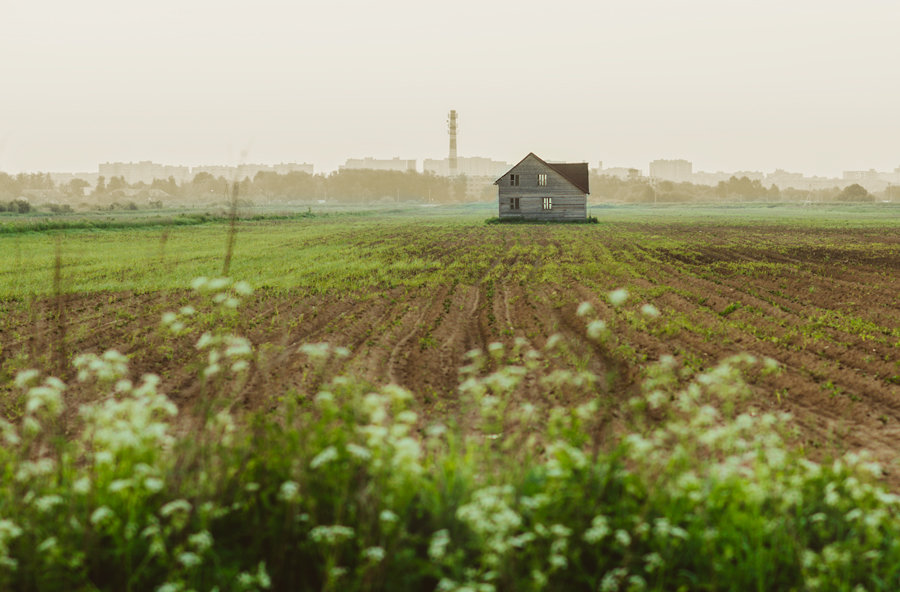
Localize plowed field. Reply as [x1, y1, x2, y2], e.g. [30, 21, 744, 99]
[2, 207, 899, 483]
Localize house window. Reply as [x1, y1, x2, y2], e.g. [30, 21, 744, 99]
[509, 197, 520, 210]
[510, 174, 519, 186]
[538, 174, 547, 186]
[542, 197, 552, 210]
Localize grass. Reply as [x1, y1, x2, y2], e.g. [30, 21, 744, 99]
[3, 203, 899, 298]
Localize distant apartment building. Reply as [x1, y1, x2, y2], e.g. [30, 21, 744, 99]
[764, 169, 846, 191]
[842, 168, 900, 185]
[339, 157, 416, 173]
[766, 169, 808, 189]
[597, 166, 642, 180]
[843, 169, 882, 184]
[422, 156, 510, 178]
[649, 159, 692, 183]
[192, 162, 314, 181]
[690, 171, 731, 186]
[840, 168, 900, 192]
[99, 161, 191, 185]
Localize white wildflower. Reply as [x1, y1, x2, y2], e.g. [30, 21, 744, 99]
[177, 552, 202, 568]
[233, 281, 252, 295]
[310, 446, 339, 469]
[608, 288, 628, 307]
[278, 481, 300, 502]
[160, 499, 192, 517]
[299, 342, 330, 360]
[346, 443, 371, 460]
[72, 477, 91, 494]
[196, 332, 215, 350]
[396, 410, 418, 424]
[584, 515, 610, 543]
[379, 509, 398, 523]
[90, 506, 115, 526]
[15, 369, 41, 389]
[429, 529, 451, 560]
[108, 479, 132, 493]
[640, 303, 660, 318]
[309, 525, 354, 545]
[188, 531, 213, 552]
[34, 495, 63, 513]
[586, 319, 608, 340]
[37, 537, 58, 553]
[206, 277, 231, 292]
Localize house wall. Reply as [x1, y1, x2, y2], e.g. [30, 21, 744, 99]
[497, 155, 587, 220]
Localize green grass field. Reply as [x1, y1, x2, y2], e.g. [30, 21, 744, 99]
[3, 202, 899, 297]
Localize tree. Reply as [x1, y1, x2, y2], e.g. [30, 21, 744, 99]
[0, 172, 20, 199]
[107, 176, 127, 192]
[66, 178, 90, 197]
[715, 176, 771, 200]
[836, 183, 872, 202]
[151, 176, 178, 196]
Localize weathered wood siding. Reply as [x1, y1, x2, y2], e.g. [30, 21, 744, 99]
[497, 154, 586, 220]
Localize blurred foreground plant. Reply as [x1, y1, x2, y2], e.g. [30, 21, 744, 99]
[0, 285, 898, 591]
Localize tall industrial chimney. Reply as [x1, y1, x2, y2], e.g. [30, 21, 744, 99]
[447, 110, 458, 176]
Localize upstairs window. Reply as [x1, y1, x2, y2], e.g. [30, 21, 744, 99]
[509, 197, 520, 210]
[538, 174, 547, 186]
[542, 197, 552, 210]
[510, 174, 519, 186]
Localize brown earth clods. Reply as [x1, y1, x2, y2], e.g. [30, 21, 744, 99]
[2, 223, 899, 485]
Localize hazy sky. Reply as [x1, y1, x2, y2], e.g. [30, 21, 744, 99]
[2, 0, 898, 177]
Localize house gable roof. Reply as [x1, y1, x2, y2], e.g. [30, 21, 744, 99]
[495, 152, 590, 194]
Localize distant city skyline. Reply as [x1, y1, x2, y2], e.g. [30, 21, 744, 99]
[35, 156, 900, 196]
[2, 1, 898, 179]
[21, 154, 900, 183]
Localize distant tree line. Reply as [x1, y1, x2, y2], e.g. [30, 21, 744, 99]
[589, 173, 878, 203]
[65, 169, 473, 207]
[0, 168, 887, 213]
[0, 172, 53, 199]
[2, 169, 475, 210]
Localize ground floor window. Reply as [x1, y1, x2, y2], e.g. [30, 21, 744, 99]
[542, 197, 552, 210]
[509, 197, 520, 210]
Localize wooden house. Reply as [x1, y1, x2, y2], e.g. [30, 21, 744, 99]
[495, 153, 589, 220]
